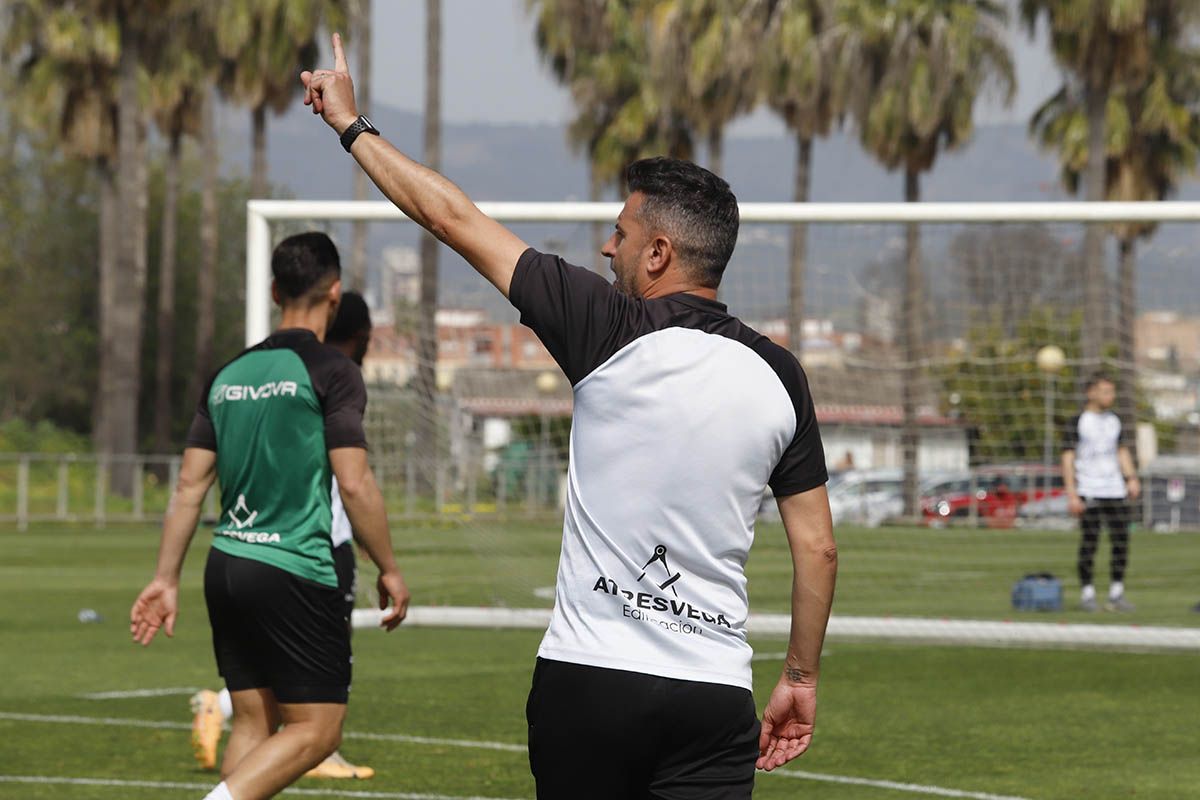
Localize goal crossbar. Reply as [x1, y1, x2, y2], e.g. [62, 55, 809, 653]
[246, 199, 1200, 345]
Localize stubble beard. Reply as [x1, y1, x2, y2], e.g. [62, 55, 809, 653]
[612, 258, 636, 296]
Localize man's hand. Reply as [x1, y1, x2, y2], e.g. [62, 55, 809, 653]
[1068, 493, 1087, 516]
[377, 570, 411, 632]
[757, 677, 817, 771]
[300, 32, 359, 134]
[130, 578, 179, 647]
[1126, 476, 1141, 501]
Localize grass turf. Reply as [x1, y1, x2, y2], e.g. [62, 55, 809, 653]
[0, 521, 1197, 799]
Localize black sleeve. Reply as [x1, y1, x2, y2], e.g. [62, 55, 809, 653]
[321, 357, 369, 450]
[761, 345, 828, 496]
[184, 377, 218, 451]
[1061, 414, 1080, 453]
[1117, 413, 1135, 450]
[508, 247, 644, 385]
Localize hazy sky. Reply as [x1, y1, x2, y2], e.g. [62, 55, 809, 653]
[359, 0, 1062, 134]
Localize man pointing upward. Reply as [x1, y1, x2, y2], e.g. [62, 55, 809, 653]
[303, 34, 837, 798]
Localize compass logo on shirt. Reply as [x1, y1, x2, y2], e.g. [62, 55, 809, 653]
[227, 494, 260, 529]
[591, 542, 731, 631]
[637, 544, 682, 596]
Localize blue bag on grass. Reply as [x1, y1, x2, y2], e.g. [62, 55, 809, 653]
[1011, 573, 1062, 612]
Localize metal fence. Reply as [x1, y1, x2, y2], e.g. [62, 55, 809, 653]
[0, 449, 567, 531]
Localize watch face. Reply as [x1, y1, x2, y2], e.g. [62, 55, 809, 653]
[360, 115, 374, 130]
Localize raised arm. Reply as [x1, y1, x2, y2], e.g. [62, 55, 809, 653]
[329, 447, 410, 631]
[757, 484, 837, 771]
[130, 447, 217, 646]
[301, 34, 528, 297]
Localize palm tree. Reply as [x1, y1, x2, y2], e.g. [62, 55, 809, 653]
[759, 0, 856, 356]
[4, 1, 147, 490]
[1031, 10, 1200, 455]
[149, 4, 210, 455]
[347, 0, 372, 291]
[528, 0, 693, 269]
[412, 0, 442, 495]
[216, 0, 347, 198]
[1020, 0, 1155, 372]
[850, 0, 1014, 515]
[192, 84, 220, 416]
[649, 0, 763, 176]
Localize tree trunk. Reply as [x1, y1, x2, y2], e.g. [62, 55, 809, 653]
[153, 130, 182, 455]
[414, 0, 442, 496]
[708, 128, 724, 178]
[108, 35, 150, 494]
[94, 158, 119, 454]
[193, 90, 219, 402]
[901, 168, 923, 517]
[349, 0, 372, 291]
[251, 103, 267, 199]
[1081, 85, 1108, 377]
[589, 163, 605, 273]
[1117, 236, 1138, 465]
[787, 135, 812, 357]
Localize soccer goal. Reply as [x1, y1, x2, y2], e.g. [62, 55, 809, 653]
[244, 199, 1200, 648]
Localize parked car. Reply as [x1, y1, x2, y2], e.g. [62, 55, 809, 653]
[922, 465, 1065, 528]
[828, 469, 904, 528]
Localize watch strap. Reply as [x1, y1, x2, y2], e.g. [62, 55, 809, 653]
[340, 115, 379, 152]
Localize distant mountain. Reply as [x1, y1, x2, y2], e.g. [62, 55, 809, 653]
[214, 101, 1200, 323]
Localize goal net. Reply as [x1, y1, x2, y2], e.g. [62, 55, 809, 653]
[245, 200, 1200, 646]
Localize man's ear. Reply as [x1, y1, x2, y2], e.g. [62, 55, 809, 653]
[271, 280, 281, 306]
[647, 234, 673, 277]
[328, 277, 343, 307]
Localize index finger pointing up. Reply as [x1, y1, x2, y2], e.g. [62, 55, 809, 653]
[333, 32, 349, 73]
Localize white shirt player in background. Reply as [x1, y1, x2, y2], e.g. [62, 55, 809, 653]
[189, 292, 377, 780]
[1061, 373, 1141, 612]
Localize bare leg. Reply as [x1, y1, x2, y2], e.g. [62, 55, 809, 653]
[220, 689, 281, 780]
[223, 701, 346, 800]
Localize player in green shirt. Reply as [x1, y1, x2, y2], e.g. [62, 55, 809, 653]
[131, 232, 410, 800]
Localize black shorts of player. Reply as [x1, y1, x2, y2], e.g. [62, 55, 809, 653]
[205, 547, 351, 704]
[332, 541, 357, 627]
[526, 658, 760, 800]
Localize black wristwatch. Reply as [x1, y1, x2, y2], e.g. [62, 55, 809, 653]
[340, 115, 379, 152]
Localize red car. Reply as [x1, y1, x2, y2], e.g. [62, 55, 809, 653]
[922, 466, 1065, 528]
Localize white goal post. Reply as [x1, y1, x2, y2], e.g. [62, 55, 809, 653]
[244, 199, 1200, 346]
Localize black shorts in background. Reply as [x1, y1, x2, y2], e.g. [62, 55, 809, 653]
[526, 658, 760, 800]
[204, 547, 351, 704]
[332, 541, 357, 625]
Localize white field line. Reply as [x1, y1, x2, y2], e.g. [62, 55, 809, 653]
[0, 775, 525, 800]
[768, 769, 1033, 800]
[345, 730, 526, 753]
[0, 712, 525, 752]
[0, 712, 190, 730]
[351, 607, 1200, 651]
[79, 687, 200, 700]
[0, 712, 1037, 799]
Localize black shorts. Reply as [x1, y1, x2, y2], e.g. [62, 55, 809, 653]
[332, 541, 357, 624]
[204, 547, 351, 704]
[526, 658, 760, 800]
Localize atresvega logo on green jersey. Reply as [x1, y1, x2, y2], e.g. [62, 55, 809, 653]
[211, 380, 299, 405]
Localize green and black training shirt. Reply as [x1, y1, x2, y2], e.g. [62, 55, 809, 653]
[186, 329, 368, 587]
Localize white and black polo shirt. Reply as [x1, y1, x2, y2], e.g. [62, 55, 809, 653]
[510, 248, 827, 690]
[1062, 410, 1127, 500]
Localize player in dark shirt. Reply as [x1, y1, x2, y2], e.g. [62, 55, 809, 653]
[131, 233, 410, 800]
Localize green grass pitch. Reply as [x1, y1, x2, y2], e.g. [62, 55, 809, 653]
[0, 520, 1197, 799]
